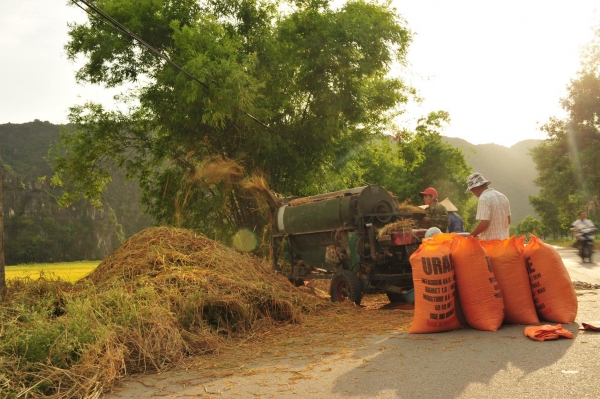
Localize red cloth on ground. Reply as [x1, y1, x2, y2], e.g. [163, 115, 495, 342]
[524, 324, 574, 341]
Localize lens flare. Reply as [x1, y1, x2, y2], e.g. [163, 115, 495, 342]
[232, 228, 259, 252]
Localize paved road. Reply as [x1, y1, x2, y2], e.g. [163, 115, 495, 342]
[106, 247, 600, 399]
[554, 245, 600, 286]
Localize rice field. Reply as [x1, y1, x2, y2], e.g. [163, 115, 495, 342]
[5, 261, 100, 282]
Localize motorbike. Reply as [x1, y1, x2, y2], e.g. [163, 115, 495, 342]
[575, 227, 597, 263]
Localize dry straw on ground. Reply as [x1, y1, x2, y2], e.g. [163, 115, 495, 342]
[1, 227, 412, 398]
[2, 159, 422, 398]
[2, 227, 316, 398]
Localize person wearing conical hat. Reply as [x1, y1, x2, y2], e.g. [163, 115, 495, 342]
[440, 197, 464, 233]
[465, 172, 511, 240]
[419, 187, 449, 233]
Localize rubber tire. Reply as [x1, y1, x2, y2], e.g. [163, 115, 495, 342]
[582, 243, 592, 263]
[330, 270, 363, 305]
[386, 292, 405, 304]
[288, 277, 305, 287]
[585, 242, 593, 263]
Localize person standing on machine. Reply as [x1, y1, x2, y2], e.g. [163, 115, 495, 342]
[419, 187, 449, 233]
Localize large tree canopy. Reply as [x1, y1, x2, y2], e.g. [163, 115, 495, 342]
[56, 0, 472, 243]
[530, 24, 600, 236]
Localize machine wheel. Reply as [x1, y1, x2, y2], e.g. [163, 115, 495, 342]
[582, 242, 593, 263]
[288, 277, 305, 287]
[372, 200, 393, 223]
[582, 243, 589, 262]
[386, 292, 405, 303]
[330, 270, 363, 305]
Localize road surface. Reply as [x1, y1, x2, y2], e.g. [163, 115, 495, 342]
[555, 245, 600, 287]
[105, 246, 600, 399]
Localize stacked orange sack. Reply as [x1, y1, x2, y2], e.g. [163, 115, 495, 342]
[408, 234, 461, 334]
[451, 235, 504, 331]
[523, 235, 577, 323]
[480, 237, 539, 325]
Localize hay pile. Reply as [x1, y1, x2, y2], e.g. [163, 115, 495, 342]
[377, 205, 425, 237]
[399, 204, 426, 214]
[85, 227, 320, 334]
[2, 227, 322, 398]
[288, 194, 344, 206]
[378, 218, 416, 237]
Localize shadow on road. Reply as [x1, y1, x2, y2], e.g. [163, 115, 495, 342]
[332, 323, 576, 398]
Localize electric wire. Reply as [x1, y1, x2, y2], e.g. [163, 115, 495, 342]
[72, 0, 306, 153]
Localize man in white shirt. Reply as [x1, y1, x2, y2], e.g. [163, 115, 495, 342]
[465, 172, 511, 240]
[571, 211, 595, 238]
[570, 211, 597, 261]
[571, 211, 596, 240]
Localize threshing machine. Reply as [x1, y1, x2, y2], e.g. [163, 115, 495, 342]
[271, 185, 426, 305]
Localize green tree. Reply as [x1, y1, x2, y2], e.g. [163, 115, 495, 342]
[54, 0, 415, 242]
[516, 215, 545, 239]
[393, 111, 472, 208]
[529, 23, 600, 237]
[322, 111, 472, 218]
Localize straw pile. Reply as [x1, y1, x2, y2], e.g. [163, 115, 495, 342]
[377, 205, 425, 237]
[84, 226, 319, 332]
[378, 218, 416, 237]
[287, 194, 344, 207]
[1, 227, 323, 398]
[399, 204, 426, 215]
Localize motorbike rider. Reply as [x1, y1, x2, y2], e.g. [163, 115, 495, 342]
[570, 211, 597, 257]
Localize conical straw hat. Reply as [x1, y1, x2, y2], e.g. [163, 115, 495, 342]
[440, 197, 458, 212]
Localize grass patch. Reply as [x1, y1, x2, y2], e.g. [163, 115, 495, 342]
[542, 237, 579, 249]
[5, 261, 100, 282]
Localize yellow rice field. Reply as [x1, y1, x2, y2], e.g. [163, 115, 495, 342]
[5, 261, 100, 282]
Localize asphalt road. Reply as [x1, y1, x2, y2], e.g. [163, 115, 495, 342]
[554, 245, 600, 287]
[106, 246, 600, 399]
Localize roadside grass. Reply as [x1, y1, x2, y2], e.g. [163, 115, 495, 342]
[5, 261, 100, 282]
[544, 237, 600, 249]
[542, 237, 581, 249]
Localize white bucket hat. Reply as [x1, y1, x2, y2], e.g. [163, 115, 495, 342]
[425, 227, 442, 238]
[465, 172, 491, 193]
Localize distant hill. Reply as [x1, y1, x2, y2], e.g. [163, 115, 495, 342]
[0, 120, 154, 264]
[442, 136, 542, 224]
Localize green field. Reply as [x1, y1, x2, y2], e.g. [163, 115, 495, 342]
[5, 261, 100, 282]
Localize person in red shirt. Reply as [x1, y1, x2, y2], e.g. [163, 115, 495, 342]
[419, 187, 449, 233]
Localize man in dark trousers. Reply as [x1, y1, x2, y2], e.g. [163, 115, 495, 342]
[440, 197, 464, 233]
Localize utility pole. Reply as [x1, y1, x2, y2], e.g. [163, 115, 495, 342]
[0, 142, 5, 299]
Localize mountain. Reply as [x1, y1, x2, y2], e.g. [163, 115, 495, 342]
[442, 136, 542, 224]
[0, 120, 154, 265]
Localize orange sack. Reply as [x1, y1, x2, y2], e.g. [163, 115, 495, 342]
[451, 235, 504, 331]
[480, 237, 539, 325]
[523, 235, 577, 323]
[408, 236, 461, 334]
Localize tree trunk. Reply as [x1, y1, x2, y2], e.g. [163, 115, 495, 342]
[0, 147, 5, 299]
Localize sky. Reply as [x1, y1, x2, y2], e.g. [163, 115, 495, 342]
[0, 1, 598, 148]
